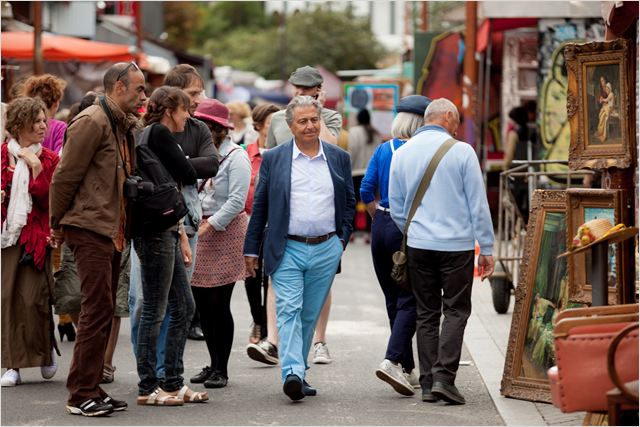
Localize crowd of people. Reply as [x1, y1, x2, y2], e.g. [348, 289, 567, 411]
[0, 62, 494, 416]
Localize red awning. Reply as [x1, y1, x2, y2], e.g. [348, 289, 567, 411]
[476, 18, 538, 53]
[1, 31, 136, 62]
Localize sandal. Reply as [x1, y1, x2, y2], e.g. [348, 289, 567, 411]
[101, 364, 115, 384]
[170, 385, 209, 403]
[136, 387, 184, 406]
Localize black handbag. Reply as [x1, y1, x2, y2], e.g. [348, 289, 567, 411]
[390, 139, 456, 289]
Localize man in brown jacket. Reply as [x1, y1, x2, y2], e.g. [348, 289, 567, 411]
[50, 62, 146, 417]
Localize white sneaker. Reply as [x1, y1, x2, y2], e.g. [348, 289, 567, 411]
[41, 349, 57, 379]
[375, 359, 415, 396]
[1, 369, 21, 387]
[404, 369, 420, 389]
[312, 342, 332, 364]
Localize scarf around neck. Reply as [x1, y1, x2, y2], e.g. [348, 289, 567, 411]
[1, 139, 41, 248]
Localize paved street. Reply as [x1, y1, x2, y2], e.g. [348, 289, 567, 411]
[1, 239, 575, 426]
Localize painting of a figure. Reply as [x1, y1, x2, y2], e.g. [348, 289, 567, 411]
[520, 212, 570, 380]
[585, 63, 620, 145]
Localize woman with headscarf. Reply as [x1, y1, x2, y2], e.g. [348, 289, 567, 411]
[359, 95, 432, 397]
[1, 97, 60, 387]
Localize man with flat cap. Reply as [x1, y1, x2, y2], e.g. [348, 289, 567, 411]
[266, 65, 342, 148]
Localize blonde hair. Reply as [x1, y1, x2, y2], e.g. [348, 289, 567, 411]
[226, 101, 252, 119]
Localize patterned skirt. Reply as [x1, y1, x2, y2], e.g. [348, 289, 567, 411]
[191, 212, 249, 288]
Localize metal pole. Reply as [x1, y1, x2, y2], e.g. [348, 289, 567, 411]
[32, 2, 43, 75]
[135, 1, 143, 60]
[420, 1, 428, 32]
[463, 1, 477, 143]
[590, 242, 609, 306]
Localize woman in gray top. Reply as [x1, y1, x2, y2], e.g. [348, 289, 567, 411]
[189, 99, 251, 389]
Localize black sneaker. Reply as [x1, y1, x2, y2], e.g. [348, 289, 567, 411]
[66, 398, 113, 417]
[190, 366, 213, 384]
[102, 396, 128, 411]
[204, 372, 228, 389]
[246, 340, 279, 365]
[188, 325, 205, 340]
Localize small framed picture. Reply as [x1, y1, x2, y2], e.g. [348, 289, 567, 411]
[564, 39, 634, 170]
[565, 188, 630, 305]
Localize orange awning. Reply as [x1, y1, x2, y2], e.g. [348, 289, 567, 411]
[1, 31, 136, 62]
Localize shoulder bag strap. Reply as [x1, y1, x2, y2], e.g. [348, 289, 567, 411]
[400, 138, 457, 251]
[197, 147, 241, 193]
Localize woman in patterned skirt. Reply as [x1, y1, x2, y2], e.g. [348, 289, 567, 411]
[189, 99, 251, 389]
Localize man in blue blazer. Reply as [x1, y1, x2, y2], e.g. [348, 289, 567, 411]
[244, 96, 355, 401]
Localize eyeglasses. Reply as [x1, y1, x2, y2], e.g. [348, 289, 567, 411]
[116, 62, 141, 82]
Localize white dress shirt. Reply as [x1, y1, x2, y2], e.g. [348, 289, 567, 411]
[288, 140, 336, 237]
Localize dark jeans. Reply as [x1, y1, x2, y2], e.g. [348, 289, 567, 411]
[371, 210, 416, 371]
[134, 230, 195, 395]
[192, 284, 235, 378]
[244, 251, 268, 337]
[65, 226, 120, 405]
[407, 247, 474, 389]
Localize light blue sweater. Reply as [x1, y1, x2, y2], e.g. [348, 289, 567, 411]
[389, 125, 494, 255]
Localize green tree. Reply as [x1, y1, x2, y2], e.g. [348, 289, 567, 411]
[163, 1, 202, 51]
[195, 7, 386, 79]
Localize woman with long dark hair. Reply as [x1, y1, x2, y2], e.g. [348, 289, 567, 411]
[134, 86, 207, 406]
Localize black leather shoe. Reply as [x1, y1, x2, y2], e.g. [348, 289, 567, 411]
[431, 381, 465, 405]
[188, 325, 205, 340]
[303, 380, 317, 396]
[190, 366, 213, 384]
[421, 390, 439, 402]
[204, 372, 228, 388]
[283, 374, 304, 401]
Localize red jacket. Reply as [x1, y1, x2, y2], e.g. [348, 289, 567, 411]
[245, 141, 263, 214]
[1, 143, 59, 269]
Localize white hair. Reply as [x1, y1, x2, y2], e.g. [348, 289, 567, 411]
[285, 95, 322, 125]
[424, 98, 459, 123]
[391, 112, 424, 140]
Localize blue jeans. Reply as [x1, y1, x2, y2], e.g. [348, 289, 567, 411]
[134, 230, 195, 395]
[129, 235, 197, 379]
[370, 210, 416, 371]
[270, 235, 343, 382]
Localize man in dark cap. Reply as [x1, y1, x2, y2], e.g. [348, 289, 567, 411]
[266, 65, 342, 148]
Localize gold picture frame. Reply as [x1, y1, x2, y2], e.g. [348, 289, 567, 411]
[501, 190, 580, 403]
[564, 39, 635, 170]
[566, 188, 629, 305]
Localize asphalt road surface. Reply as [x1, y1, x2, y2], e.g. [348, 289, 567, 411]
[0, 239, 504, 426]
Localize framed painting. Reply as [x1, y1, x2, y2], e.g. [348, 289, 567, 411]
[501, 190, 583, 403]
[566, 189, 629, 305]
[564, 39, 634, 170]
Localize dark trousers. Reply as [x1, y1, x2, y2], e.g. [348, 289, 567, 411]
[192, 283, 235, 378]
[134, 231, 195, 395]
[244, 251, 268, 337]
[371, 210, 416, 371]
[407, 247, 474, 389]
[65, 226, 120, 405]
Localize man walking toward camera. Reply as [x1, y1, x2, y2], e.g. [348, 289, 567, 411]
[389, 98, 494, 405]
[50, 62, 146, 417]
[244, 96, 355, 401]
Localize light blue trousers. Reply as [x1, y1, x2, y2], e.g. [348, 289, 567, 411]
[129, 234, 198, 378]
[271, 235, 343, 382]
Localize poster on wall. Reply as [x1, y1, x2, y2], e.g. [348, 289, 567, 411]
[343, 83, 400, 139]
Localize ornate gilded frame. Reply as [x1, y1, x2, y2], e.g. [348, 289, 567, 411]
[566, 188, 628, 305]
[501, 190, 568, 403]
[564, 39, 634, 170]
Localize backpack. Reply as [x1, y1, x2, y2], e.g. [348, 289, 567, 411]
[131, 125, 189, 236]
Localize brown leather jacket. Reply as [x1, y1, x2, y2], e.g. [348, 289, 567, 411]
[50, 96, 138, 239]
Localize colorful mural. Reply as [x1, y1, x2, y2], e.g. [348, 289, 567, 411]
[537, 20, 605, 175]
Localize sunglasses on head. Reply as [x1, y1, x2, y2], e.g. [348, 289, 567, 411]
[116, 62, 141, 82]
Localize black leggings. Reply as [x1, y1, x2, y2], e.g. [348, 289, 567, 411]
[192, 283, 235, 377]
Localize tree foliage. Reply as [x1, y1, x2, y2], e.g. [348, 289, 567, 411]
[179, 3, 385, 79]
